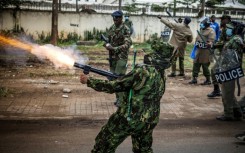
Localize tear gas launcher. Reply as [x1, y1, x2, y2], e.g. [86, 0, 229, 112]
[166, 11, 179, 23]
[73, 62, 120, 80]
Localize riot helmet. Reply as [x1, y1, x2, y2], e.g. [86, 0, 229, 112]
[199, 17, 210, 30]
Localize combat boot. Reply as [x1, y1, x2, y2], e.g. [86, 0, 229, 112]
[201, 77, 211, 85]
[167, 73, 176, 77]
[207, 84, 222, 98]
[177, 73, 185, 76]
[233, 108, 243, 121]
[189, 77, 197, 84]
[216, 115, 234, 121]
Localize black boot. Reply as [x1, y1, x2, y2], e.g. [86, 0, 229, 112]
[168, 73, 176, 77]
[189, 77, 197, 84]
[216, 115, 234, 121]
[201, 77, 211, 85]
[233, 108, 243, 121]
[207, 84, 222, 98]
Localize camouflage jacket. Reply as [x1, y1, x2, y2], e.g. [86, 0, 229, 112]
[87, 64, 166, 124]
[107, 23, 132, 60]
[223, 35, 244, 65]
[214, 35, 244, 72]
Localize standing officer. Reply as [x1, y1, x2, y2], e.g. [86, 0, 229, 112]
[189, 17, 216, 85]
[80, 41, 174, 153]
[210, 15, 220, 42]
[124, 14, 134, 36]
[104, 10, 132, 106]
[215, 21, 244, 121]
[207, 15, 231, 97]
[157, 16, 193, 77]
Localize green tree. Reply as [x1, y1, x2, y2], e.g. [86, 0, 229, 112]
[123, 3, 141, 13]
[0, 0, 22, 10]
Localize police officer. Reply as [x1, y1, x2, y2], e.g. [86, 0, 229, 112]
[215, 21, 244, 121]
[189, 17, 216, 85]
[210, 15, 220, 42]
[157, 16, 193, 77]
[207, 15, 231, 97]
[80, 40, 174, 152]
[104, 10, 132, 106]
[124, 14, 134, 36]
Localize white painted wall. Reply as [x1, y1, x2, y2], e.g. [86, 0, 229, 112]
[2, 10, 243, 43]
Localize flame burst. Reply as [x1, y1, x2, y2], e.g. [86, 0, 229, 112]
[0, 35, 86, 68]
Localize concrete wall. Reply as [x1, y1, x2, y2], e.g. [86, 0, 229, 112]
[1, 10, 241, 43]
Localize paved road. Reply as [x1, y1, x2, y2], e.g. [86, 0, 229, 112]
[0, 72, 244, 153]
[0, 76, 238, 120]
[0, 118, 244, 153]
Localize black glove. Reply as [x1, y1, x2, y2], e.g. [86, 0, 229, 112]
[157, 15, 162, 19]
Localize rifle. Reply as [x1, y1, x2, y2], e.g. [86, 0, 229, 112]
[74, 62, 120, 80]
[166, 10, 178, 23]
[101, 34, 112, 67]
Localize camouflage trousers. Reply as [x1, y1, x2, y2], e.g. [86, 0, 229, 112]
[91, 113, 157, 153]
[110, 59, 128, 102]
[221, 80, 241, 118]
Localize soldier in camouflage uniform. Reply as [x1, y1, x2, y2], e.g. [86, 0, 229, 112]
[124, 14, 134, 36]
[80, 39, 174, 153]
[215, 22, 244, 121]
[207, 15, 231, 98]
[104, 10, 132, 106]
[189, 17, 216, 85]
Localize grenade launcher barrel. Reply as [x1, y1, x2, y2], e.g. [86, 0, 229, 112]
[73, 62, 119, 80]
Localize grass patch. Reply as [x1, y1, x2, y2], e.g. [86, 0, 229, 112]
[0, 87, 10, 97]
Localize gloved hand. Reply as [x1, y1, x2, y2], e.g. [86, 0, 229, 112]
[157, 15, 162, 19]
[206, 41, 213, 49]
[80, 74, 88, 84]
[104, 43, 115, 51]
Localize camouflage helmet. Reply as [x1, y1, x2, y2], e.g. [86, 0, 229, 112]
[144, 38, 174, 69]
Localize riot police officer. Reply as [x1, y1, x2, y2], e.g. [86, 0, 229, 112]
[189, 17, 216, 85]
[215, 21, 244, 121]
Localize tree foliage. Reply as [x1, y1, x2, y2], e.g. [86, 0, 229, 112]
[122, 3, 141, 13]
[151, 4, 165, 12]
[0, 0, 22, 10]
[205, 0, 226, 8]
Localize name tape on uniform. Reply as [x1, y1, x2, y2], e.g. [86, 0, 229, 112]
[215, 66, 244, 84]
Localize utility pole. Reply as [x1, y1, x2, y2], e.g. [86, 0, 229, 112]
[51, 0, 58, 45]
[76, 0, 78, 12]
[119, 0, 122, 10]
[201, 0, 205, 17]
[173, 0, 176, 16]
[58, 0, 61, 11]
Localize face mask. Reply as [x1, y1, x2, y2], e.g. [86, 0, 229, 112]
[200, 23, 205, 29]
[226, 28, 233, 37]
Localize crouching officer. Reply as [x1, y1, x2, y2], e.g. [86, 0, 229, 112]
[189, 17, 216, 85]
[215, 21, 245, 121]
[80, 39, 174, 152]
